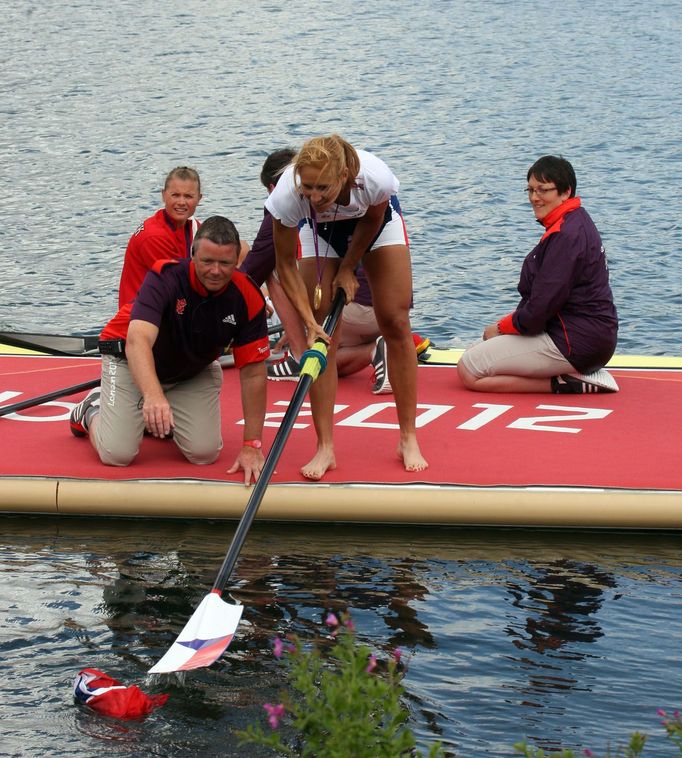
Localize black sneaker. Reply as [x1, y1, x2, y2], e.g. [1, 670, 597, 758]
[267, 355, 300, 381]
[70, 389, 101, 437]
[371, 337, 393, 395]
[552, 369, 619, 394]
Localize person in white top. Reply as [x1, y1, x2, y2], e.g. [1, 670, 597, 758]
[265, 134, 428, 480]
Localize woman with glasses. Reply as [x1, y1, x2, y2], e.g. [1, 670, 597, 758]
[458, 155, 619, 394]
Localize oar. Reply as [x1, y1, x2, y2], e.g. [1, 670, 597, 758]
[0, 378, 101, 418]
[0, 331, 100, 356]
[149, 289, 346, 675]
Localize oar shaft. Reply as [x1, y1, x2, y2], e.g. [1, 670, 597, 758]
[212, 374, 314, 590]
[0, 332, 98, 356]
[212, 290, 346, 592]
[0, 378, 101, 417]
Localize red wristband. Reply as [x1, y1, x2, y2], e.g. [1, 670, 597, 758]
[243, 439, 262, 449]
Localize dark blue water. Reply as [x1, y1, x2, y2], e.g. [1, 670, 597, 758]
[2, 518, 682, 757]
[2, 1, 682, 755]
[2, 1, 681, 353]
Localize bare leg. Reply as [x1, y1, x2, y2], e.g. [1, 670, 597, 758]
[336, 342, 374, 376]
[266, 274, 308, 361]
[299, 257, 340, 480]
[336, 303, 380, 377]
[364, 245, 428, 472]
[457, 361, 552, 393]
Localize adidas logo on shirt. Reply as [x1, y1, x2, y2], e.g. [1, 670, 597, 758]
[222, 314, 236, 325]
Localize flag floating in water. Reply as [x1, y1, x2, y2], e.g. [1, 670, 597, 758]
[73, 668, 168, 719]
[148, 592, 244, 674]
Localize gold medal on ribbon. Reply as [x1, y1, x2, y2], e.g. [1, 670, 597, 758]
[313, 283, 322, 310]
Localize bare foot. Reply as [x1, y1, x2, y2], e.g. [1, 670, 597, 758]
[397, 436, 428, 472]
[301, 446, 337, 481]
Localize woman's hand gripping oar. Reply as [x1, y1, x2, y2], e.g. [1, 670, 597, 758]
[148, 290, 346, 675]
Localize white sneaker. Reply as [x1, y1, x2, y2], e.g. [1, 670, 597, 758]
[267, 355, 300, 381]
[69, 389, 101, 436]
[557, 369, 619, 393]
[370, 337, 393, 394]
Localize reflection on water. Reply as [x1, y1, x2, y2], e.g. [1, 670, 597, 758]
[2, 516, 682, 756]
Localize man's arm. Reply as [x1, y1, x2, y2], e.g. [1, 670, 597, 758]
[125, 319, 174, 438]
[228, 360, 267, 485]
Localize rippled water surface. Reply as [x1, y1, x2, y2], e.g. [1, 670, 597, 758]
[2, 1, 682, 755]
[2, 0, 681, 352]
[3, 518, 682, 757]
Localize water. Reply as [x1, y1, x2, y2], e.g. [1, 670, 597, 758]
[2, 1, 682, 755]
[2, 517, 682, 757]
[2, 1, 681, 353]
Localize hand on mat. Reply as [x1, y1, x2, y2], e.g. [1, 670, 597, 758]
[142, 392, 174, 438]
[228, 446, 265, 486]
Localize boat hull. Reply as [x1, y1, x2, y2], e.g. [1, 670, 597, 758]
[1, 351, 680, 528]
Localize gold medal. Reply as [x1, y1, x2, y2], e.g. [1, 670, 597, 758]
[313, 283, 322, 310]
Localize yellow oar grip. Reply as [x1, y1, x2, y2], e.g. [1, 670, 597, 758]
[299, 341, 330, 381]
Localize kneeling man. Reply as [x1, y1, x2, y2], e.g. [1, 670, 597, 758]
[70, 216, 269, 484]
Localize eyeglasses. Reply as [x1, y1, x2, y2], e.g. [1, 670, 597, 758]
[526, 185, 558, 198]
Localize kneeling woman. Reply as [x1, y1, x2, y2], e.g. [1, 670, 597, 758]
[266, 134, 427, 480]
[458, 155, 619, 395]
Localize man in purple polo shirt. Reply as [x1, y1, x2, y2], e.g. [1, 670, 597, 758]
[458, 155, 619, 394]
[70, 216, 270, 484]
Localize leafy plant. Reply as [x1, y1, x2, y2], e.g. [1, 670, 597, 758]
[237, 612, 443, 757]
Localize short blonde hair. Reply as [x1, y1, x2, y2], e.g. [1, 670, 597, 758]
[164, 166, 201, 194]
[294, 135, 360, 184]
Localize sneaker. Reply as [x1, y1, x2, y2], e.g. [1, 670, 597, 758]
[267, 354, 300, 381]
[412, 332, 431, 356]
[552, 369, 619, 394]
[371, 336, 393, 394]
[69, 389, 101, 437]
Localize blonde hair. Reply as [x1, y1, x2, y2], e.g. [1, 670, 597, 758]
[164, 166, 201, 194]
[294, 135, 360, 184]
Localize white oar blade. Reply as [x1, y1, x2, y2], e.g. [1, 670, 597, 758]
[149, 592, 244, 674]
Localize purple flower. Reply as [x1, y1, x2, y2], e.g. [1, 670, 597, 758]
[273, 637, 284, 659]
[392, 648, 402, 663]
[583, 750, 594, 757]
[344, 618, 355, 631]
[325, 612, 339, 627]
[263, 702, 285, 729]
[366, 654, 377, 673]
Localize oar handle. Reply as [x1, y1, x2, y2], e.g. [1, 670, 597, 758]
[212, 289, 347, 593]
[0, 378, 102, 418]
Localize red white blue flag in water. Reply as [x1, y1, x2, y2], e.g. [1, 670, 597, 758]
[73, 668, 168, 719]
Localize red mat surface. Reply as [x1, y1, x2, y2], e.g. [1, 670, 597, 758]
[1, 355, 680, 492]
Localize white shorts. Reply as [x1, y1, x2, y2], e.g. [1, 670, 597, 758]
[298, 198, 408, 260]
[459, 333, 574, 379]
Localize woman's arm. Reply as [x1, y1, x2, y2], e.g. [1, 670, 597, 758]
[273, 219, 324, 343]
[334, 200, 388, 302]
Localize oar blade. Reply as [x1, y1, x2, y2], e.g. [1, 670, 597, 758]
[149, 592, 243, 674]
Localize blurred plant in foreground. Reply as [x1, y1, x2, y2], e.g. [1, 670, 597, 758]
[237, 612, 443, 757]
[238, 611, 682, 757]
